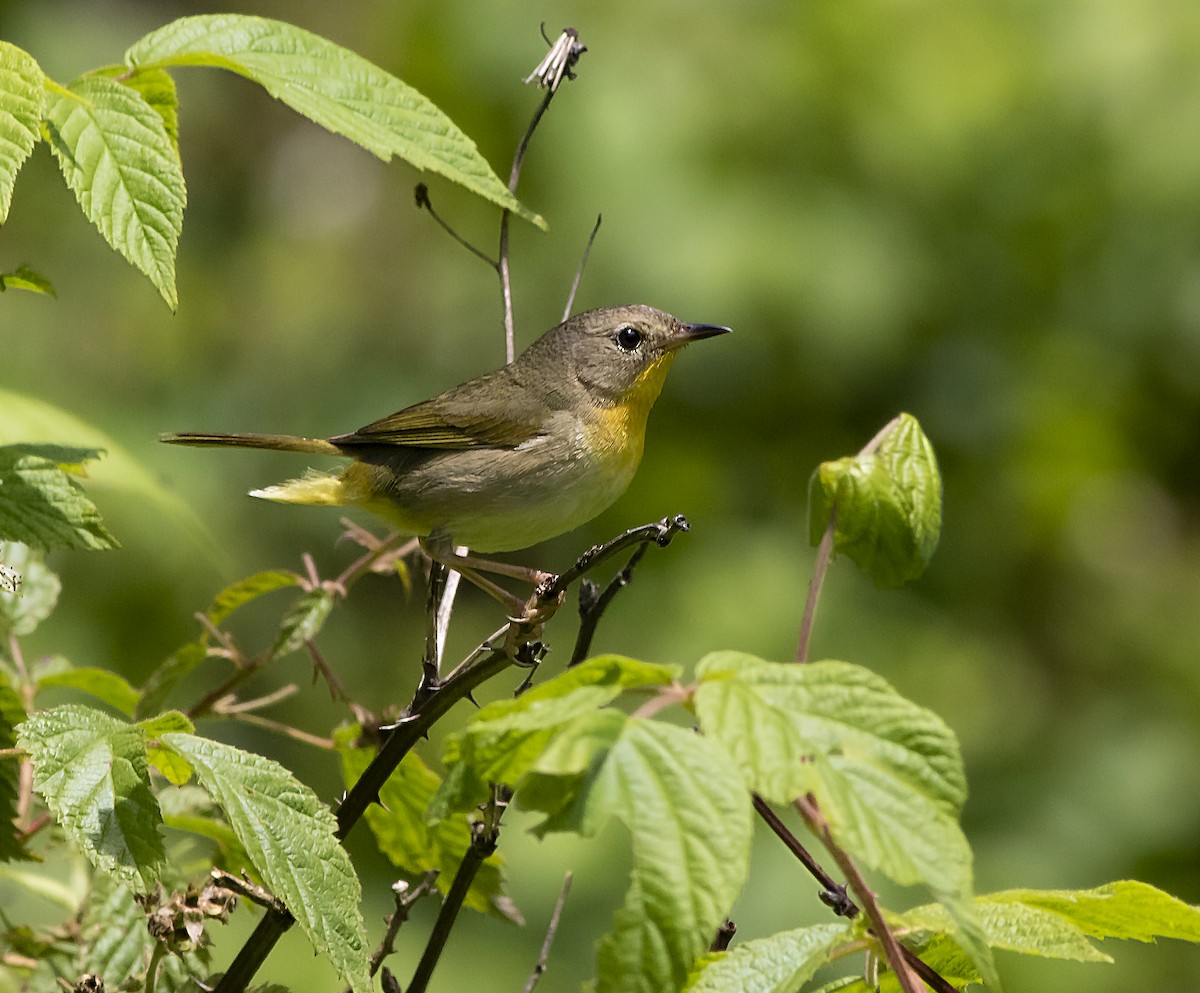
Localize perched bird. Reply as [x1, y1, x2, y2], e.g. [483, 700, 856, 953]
[162, 305, 729, 589]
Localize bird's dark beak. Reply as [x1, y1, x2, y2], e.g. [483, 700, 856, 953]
[668, 322, 733, 350]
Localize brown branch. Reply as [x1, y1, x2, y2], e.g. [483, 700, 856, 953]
[346, 871, 440, 992]
[522, 871, 574, 993]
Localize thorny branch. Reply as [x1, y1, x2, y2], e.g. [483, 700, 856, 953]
[212, 515, 688, 993]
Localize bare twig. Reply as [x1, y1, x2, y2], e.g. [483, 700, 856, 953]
[796, 512, 835, 663]
[794, 795, 925, 993]
[499, 27, 587, 360]
[563, 214, 602, 320]
[413, 183, 497, 266]
[752, 794, 858, 917]
[226, 712, 334, 750]
[569, 537, 652, 665]
[522, 872, 574, 993]
[407, 807, 503, 993]
[210, 869, 284, 912]
[349, 872, 440, 990]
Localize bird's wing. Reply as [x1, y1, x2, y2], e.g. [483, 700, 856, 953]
[331, 369, 551, 450]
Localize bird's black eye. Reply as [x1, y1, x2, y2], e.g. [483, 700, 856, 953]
[615, 325, 643, 352]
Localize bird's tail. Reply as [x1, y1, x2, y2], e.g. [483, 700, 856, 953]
[159, 432, 341, 456]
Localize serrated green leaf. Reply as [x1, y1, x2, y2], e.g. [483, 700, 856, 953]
[78, 873, 152, 980]
[140, 711, 196, 785]
[0, 446, 118, 551]
[44, 73, 186, 309]
[0, 42, 45, 223]
[93, 64, 180, 148]
[159, 732, 370, 993]
[336, 725, 519, 922]
[900, 880, 1200, 969]
[522, 714, 753, 993]
[684, 922, 850, 993]
[434, 654, 681, 816]
[0, 542, 61, 637]
[17, 704, 164, 890]
[36, 665, 141, 716]
[272, 587, 334, 657]
[0, 669, 30, 861]
[207, 569, 298, 626]
[125, 14, 544, 229]
[809, 413, 942, 588]
[0, 265, 56, 296]
[693, 652, 996, 987]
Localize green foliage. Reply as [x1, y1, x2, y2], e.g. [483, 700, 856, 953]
[271, 587, 334, 658]
[683, 923, 852, 993]
[693, 651, 996, 986]
[809, 413, 941, 588]
[35, 661, 141, 716]
[125, 15, 543, 229]
[0, 264, 55, 296]
[0, 543, 60, 637]
[43, 73, 186, 309]
[0, 445, 117, 552]
[336, 726, 519, 922]
[17, 704, 165, 890]
[156, 731, 371, 993]
[0, 670, 29, 861]
[0, 40, 44, 222]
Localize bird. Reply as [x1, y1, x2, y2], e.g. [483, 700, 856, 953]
[162, 304, 730, 599]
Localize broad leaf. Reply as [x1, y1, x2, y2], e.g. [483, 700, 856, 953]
[0, 671, 29, 861]
[207, 569, 298, 626]
[44, 73, 186, 309]
[137, 639, 207, 720]
[272, 587, 334, 658]
[522, 713, 753, 993]
[684, 922, 851, 993]
[125, 14, 545, 228]
[694, 652, 995, 987]
[18, 705, 164, 889]
[140, 711, 196, 785]
[336, 726, 519, 922]
[36, 664, 141, 716]
[0, 446, 118, 551]
[0, 542, 61, 636]
[434, 654, 680, 815]
[94, 64, 181, 148]
[0, 42, 44, 222]
[900, 880, 1200, 964]
[809, 413, 942, 588]
[159, 732, 370, 993]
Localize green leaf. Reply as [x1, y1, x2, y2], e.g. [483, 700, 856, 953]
[78, 873, 153, 981]
[693, 652, 995, 987]
[159, 732, 370, 993]
[0, 445, 118, 551]
[809, 412, 942, 588]
[0, 42, 45, 223]
[0, 542, 61, 636]
[271, 587, 334, 658]
[0, 670, 30, 861]
[207, 569, 299, 626]
[140, 711, 196, 785]
[43, 73, 186, 309]
[36, 665, 142, 716]
[434, 654, 681, 815]
[125, 14, 545, 229]
[17, 704, 164, 890]
[683, 922, 851, 993]
[522, 713, 754, 993]
[94, 64, 181, 148]
[336, 726, 519, 922]
[901, 881, 1200, 967]
[0, 389, 223, 568]
[0, 265, 56, 296]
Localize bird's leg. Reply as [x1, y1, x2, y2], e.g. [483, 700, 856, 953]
[420, 537, 557, 618]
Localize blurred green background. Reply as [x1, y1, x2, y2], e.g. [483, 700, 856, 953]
[4, 0, 1200, 989]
